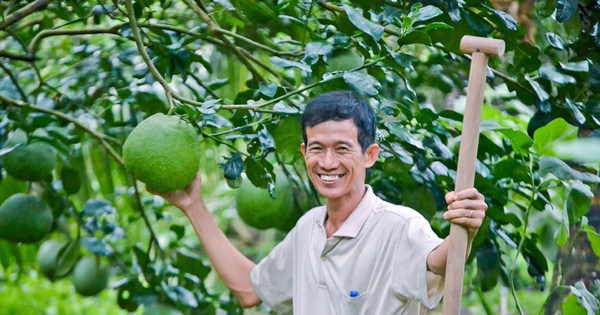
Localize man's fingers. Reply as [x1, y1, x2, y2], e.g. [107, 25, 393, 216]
[447, 199, 488, 211]
[443, 209, 484, 228]
[453, 188, 483, 201]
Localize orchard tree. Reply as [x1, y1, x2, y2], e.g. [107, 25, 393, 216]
[0, 0, 599, 314]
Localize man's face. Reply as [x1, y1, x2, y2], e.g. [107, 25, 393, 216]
[301, 119, 379, 203]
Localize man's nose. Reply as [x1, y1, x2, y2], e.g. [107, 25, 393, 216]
[320, 149, 339, 169]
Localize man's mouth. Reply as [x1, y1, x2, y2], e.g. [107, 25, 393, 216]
[319, 174, 344, 182]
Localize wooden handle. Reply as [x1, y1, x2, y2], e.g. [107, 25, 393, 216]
[460, 35, 505, 57]
[441, 51, 489, 315]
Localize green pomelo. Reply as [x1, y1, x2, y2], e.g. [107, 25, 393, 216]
[37, 239, 66, 280]
[3, 141, 56, 182]
[235, 173, 294, 230]
[0, 193, 53, 243]
[276, 185, 311, 232]
[123, 113, 201, 192]
[72, 256, 109, 296]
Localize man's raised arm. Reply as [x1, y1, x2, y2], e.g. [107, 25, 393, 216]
[149, 172, 261, 308]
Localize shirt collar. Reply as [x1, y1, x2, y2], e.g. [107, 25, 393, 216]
[315, 185, 376, 238]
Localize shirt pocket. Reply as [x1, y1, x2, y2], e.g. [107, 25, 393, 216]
[340, 290, 370, 315]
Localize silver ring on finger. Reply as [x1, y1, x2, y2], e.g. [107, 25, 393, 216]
[470, 210, 473, 218]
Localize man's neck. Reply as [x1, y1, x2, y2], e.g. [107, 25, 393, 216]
[324, 186, 367, 238]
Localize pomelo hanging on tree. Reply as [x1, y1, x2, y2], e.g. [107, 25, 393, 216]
[0, 193, 53, 243]
[2, 130, 56, 182]
[235, 172, 295, 230]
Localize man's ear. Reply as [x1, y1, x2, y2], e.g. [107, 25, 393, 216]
[300, 142, 306, 158]
[364, 143, 380, 167]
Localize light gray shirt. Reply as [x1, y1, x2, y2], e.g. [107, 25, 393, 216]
[250, 185, 444, 315]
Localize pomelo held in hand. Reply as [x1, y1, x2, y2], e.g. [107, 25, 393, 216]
[0, 193, 53, 243]
[123, 113, 201, 192]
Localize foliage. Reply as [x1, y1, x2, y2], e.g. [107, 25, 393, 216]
[0, 0, 599, 313]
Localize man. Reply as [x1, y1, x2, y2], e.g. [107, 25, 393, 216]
[153, 91, 487, 314]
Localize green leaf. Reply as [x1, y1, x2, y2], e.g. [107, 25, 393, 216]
[244, 157, 274, 189]
[81, 237, 114, 256]
[560, 60, 590, 72]
[583, 225, 600, 259]
[547, 32, 566, 50]
[383, 122, 424, 149]
[567, 180, 594, 217]
[397, 31, 432, 46]
[555, 0, 578, 23]
[269, 56, 311, 72]
[257, 127, 275, 152]
[273, 117, 303, 164]
[539, 156, 600, 183]
[492, 159, 530, 182]
[169, 224, 185, 240]
[304, 41, 333, 65]
[522, 235, 548, 288]
[488, 6, 518, 30]
[162, 284, 198, 308]
[422, 22, 453, 33]
[533, 118, 578, 156]
[525, 76, 550, 102]
[403, 185, 437, 220]
[343, 72, 382, 97]
[83, 199, 116, 216]
[54, 238, 80, 278]
[259, 81, 278, 98]
[175, 249, 211, 280]
[464, 9, 494, 36]
[498, 129, 534, 154]
[412, 5, 443, 23]
[562, 294, 588, 315]
[218, 152, 244, 180]
[343, 5, 384, 41]
[568, 281, 600, 314]
[556, 202, 570, 247]
[540, 64, 576, 84]
[389, 52, 417, 70]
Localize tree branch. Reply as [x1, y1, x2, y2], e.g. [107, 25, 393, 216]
[0, 0, 54, 31]
[0, 17, 45, 41]
[181, 0, 264, 84]
[0, 62, 28, 101]
[124, 0, 204, 108]
[218, 56, 385, 110]
[29, 26, 122, 55]
[218, 28, 301, 57]
[0, 93, 124, 167]
[0, 50, 33, 62]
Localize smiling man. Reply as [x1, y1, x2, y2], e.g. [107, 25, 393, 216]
[152, 91, 488, 314]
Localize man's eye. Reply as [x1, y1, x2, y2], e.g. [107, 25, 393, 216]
[336, 147, 349, 152]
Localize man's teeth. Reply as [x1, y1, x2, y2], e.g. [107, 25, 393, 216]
[321, 175, 341, 182]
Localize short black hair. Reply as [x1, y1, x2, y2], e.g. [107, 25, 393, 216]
[301, 91, 376, 152]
